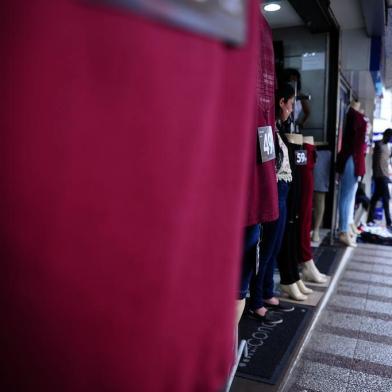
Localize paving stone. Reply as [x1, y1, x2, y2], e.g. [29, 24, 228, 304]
[338, 281, 369, 295]
[354, 340, 392, 367]
[295, 360, 349, 392]
[329, 294, 367, 311]
[320, 311, 363, 332]
[306, 331, 357, 358]
[364, 299, 392, 315]
[346, 370, 392, 392]
[358, 317, 392, 338]
[368, 285, 392, 298]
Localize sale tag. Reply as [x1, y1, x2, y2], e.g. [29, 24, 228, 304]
[294, 149, 308, 165]
[258, 126, 275, 163]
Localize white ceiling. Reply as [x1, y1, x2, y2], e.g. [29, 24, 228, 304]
[261, 0, 303, 29]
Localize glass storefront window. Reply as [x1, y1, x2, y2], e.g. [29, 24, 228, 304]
[273, 27, 329, 142]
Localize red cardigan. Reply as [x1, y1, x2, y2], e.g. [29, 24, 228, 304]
[0, 1, 260, 391]
[336, 107, 367, 177]
[244, 13, 279, 225]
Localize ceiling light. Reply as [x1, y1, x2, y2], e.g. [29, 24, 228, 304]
[263, 3, 281, 12]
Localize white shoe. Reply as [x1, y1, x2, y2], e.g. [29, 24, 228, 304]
[280, 283, 307, 301]
[302, 259, 327, 283]
[296, 279, 313, 294]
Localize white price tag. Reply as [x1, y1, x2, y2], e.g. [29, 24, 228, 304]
[294, 150, 308, 165]
[257, 126, 275, 163]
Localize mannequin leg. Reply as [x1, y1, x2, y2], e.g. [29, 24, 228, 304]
[235, 299, 246, 325]
[302, 259, 327, 283]
[238, 225, 260, 305]
[296, 279, 313, 294]
[338, 157, 357, 247]
[262, 182, 294, 311]
[312, 192, 326, 242]
[348, 181, 359, 226]
[347, 181, 359, 240]
[250, 224, 274, 311]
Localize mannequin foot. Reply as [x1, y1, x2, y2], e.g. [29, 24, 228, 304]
[350, 223, 361, 235]
[264, 296, 279, 305]
[248, 307, 283, 324]
[235, 299, 246, 325]
[264, 297, 295, 312]
[348, 231, 357, 242]
[312, 230, 320, 242]
[296, 279, 313, 294]
[280, 283, 307, 301]
[302, 259, 327, 283]
[339, 232, 357, 247]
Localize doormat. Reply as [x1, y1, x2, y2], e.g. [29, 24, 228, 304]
[314, 247, 338, 275]
[236, 305, 313, 385]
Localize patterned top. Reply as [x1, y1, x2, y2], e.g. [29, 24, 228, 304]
[277, 133, 292, 182]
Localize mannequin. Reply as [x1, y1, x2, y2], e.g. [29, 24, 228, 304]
[312, 150, 331, 242]
[235, 299, 246, 325]
[336, 100, 367, 247]
[299, 136, 327, 283]
[245, 83, 302, 315]
[312, 192, 325, 242]
[285, 133, 303, 145]
[237, 12, 282, 325]
[277, 131, 313, 300]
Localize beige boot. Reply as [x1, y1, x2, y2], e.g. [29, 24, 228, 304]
[302, 259, 327, 283]
[280, 283, 307, 301]
[235, 299, 246, 325]
[339, 232, 357, 247]
[296, 279, 313, 294]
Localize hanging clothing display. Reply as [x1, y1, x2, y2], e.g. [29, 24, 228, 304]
[336, 107, 367, 177]
[0, 1, 260, 391]
[299, 143, 316, 262]
[239, 12, 278, 309]
[336, 106, 367, 236]
[245, 13, 279, 226]
[276, 136, 302, 285]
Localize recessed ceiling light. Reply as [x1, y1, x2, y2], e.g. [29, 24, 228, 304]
[264, 3, 281, 12]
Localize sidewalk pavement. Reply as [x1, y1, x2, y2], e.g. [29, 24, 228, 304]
[282, 243, 392, 392]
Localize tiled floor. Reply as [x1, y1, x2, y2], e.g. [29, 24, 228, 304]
[283, 243, 392, 392]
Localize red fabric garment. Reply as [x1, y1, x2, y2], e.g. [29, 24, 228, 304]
[0, 1, 259, 391]
[244, 14, 278, 226]
[336, 107, 367, 177]
[299, 143, 316, 262]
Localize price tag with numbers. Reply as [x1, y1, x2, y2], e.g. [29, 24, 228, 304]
[294, 149, 308, 165]
[257, 126, 275, 163]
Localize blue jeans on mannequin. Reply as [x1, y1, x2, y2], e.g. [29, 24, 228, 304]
[338, 156, 358, 233]
[238, 224, 261, 300]
[250, 181, 289, 309]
